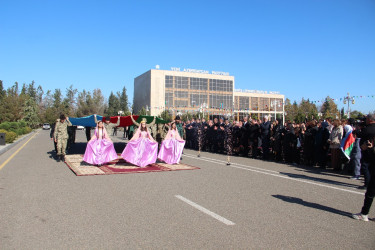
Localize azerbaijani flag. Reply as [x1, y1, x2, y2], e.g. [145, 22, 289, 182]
[340, 130, 355, 160]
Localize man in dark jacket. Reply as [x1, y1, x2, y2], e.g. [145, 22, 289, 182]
[260, 116, 271, 160]
[352, 113, 375, 221]
[249, 119, 260, 158]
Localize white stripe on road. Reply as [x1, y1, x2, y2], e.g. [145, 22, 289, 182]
[187, 153, 279, 174]
[183, 153, 365, 195]
[175, 195, 235, 226]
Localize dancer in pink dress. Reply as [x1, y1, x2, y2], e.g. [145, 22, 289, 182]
[83, 121, 118, 166]
[121, 117, 158, 168]
[158, 122, 185, 164]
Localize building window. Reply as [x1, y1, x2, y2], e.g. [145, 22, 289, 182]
[190, 78, 208, 90]
[174, 91, 188, 99]
[251, 97, 258, 111]
[260, 97, 269, 111]
[209, 94, 233, 109]
[239, 96, 249, 110]
[175, 76, 188, 89]
[190, 94, 208, 107]
[165, 91, 173, 108]
[209, 79, 233, 92]
[165, 75, 173, 88]
[175, 100, 188, 107]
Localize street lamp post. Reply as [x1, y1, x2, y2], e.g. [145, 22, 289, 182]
[343, 92, 355, 118]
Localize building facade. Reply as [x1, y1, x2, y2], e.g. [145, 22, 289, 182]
[234, 90, 284, 121]
[133, 68, 284, 121]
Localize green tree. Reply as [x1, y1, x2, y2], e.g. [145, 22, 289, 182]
[106, 92, 120, 116]
[0, 84, 24, 122]
[53, 89, 62, 109]
[284, 98, 298, 122]
[298, 98, 318, 121]
[0, 80, 5, 101]
[117, 86, 129, 114]
[181, 112, 193, 122]
[36, 85, 44, 105]
[22, 98, 40, 128]
[159, 110, 172, 122]
[92, 88, 106, 115]
[321, 96, 339, 119]
[137, 107, 147, 116]
[27, 80, 37, 100]
[62, 85, 77, 116]
[350, 110, 364, 120]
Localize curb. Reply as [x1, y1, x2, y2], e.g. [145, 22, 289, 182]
[0, 129, 39, 156]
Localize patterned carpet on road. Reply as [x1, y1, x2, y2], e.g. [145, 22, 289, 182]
[64, 154, 199, 176]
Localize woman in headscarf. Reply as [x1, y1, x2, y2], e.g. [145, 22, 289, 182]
[158, 121, 185, 164]
[121, 118, 158, 167]
[83, 120, 118, 166]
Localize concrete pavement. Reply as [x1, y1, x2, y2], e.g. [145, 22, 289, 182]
[0, 129, 374, 249]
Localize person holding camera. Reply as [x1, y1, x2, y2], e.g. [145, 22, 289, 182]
[352, 113, 375, 221]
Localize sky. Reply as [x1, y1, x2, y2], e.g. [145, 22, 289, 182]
[1, 0, 374, 114]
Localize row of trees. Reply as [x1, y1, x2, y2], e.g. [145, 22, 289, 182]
[0, 80, 366, 128]
[0, 80, 131, 127]
[284, 96, 364, 123]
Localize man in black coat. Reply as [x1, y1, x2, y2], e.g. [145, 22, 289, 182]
[260, 116, 271, 160]
[249, 119, 260, 158]
[352, 113, 375, 221]
[272, 118, 284, 162]
[241, 116, 251, 157]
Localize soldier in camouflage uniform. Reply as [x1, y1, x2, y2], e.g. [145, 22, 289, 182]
[53, 114, 72, 161]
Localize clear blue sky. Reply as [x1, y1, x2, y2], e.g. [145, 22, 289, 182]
[1, 0, 374, 113]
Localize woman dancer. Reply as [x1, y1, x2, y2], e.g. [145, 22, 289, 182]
[83, 121, 118, 166]
[158, 122, 185, 164]
[121, 116, 158, 167]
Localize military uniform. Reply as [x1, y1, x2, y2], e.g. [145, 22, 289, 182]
[94, 116, 121, 136]
[104, 118, 121, 134]
[53, 118, 72, 157]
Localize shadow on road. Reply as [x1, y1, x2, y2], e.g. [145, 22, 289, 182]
[272, 194, 352, 218]
[293, 167, 351, 179]
[279, 172, 359, 189]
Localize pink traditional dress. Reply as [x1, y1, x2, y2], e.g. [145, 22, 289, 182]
[83, 126, 118, 165]
[121, 127, 158, 167]
[158, 129, 185, 164]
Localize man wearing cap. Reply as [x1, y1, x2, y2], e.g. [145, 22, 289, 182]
[53, 114, 72, 162]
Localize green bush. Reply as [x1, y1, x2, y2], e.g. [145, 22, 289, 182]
[19, 121, 27, 128]
[0, 122, 11, 131]
[15, 128, 24, 136]
[0, 129, 18, 143]
[23, 127, 32, 134]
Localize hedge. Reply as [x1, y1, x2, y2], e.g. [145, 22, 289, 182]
[0, 129, 18, 144]
[0, 121, 33, 143]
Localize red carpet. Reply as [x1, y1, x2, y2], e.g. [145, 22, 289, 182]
[64, 154, 199, 176]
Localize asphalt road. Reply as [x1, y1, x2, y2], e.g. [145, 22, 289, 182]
[0, 129, 374, 249]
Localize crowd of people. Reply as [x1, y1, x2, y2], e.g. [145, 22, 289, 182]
[182, 116, 367, 174]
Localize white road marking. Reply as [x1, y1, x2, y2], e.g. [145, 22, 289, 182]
[175, 195, 235, 226]
[183, 153, 365, 195]
[186, 153, 279, 174]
